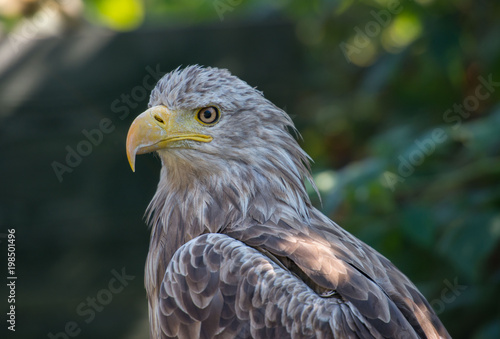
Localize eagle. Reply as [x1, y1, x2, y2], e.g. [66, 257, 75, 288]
[125, 65, 450, 339]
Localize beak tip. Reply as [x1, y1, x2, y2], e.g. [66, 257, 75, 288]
[126, 143, 137, 172]
[126, 128, 138, 172]
[127, 153, 136, 172]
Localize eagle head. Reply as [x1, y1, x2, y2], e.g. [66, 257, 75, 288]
[126, 65, 316, 228]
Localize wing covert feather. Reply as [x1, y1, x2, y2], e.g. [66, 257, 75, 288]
[156, 233, 385, 339]
[225, 210, 449, 339]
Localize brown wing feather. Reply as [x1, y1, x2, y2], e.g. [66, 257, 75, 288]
[225, 208, 450, 339]
[156, 233, 392, 339]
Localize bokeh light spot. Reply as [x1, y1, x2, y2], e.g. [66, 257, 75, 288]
[315, 170, 338, 193]
[382, 13, 422, 53]
[95, 0, 144, 31]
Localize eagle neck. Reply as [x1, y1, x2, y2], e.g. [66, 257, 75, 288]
[146, 151, 313, 260]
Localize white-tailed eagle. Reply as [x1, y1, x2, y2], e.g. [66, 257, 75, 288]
[126, 65, 450, 339]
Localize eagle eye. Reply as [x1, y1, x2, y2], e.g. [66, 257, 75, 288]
[196, 106, 219, 125]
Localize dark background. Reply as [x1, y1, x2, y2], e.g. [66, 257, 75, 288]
[0, 0, 499, 338]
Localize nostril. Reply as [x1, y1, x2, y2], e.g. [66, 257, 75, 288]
[154, 115, 164, 124]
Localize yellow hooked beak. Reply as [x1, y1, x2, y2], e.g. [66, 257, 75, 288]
[126, 106, 213, 172]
